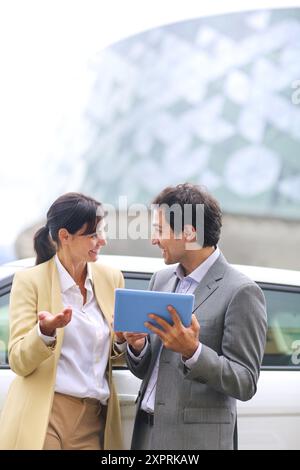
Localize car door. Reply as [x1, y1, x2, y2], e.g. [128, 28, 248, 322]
[238, 283, 300, 450]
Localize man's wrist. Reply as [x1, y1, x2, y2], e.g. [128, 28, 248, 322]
[114, 332, 126, 345]
[182, 340, 200, 360]
[129, 338, 147, 356]
[115, 339, 126, 345]
[129, 344, 143, 356]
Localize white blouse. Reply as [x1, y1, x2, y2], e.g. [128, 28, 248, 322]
[39, 255, 111, 404]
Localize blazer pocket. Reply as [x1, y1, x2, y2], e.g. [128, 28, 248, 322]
[198, 318, 217, 324]
[183, 407, 231, 424]
[197, 318, 219, 330]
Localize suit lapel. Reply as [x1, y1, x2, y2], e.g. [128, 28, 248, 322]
[163, 273, 179, 294]
[192, 253, 228, 313]
[139, 334, 162, 398]
[150, 334, 163, 363]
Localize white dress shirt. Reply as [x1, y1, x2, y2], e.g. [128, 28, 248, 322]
[38, 255, 111, 404]
[129, 247, 220, 413]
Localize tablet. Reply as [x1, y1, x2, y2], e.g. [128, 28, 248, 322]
[113, 288, 195, 333]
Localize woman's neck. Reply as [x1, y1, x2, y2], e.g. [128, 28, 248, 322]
[57, 251, 87, 286]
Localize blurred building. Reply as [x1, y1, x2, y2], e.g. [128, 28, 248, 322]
[15, 7, 300, 270]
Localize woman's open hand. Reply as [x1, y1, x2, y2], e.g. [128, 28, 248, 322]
[38, 307, 72, 336]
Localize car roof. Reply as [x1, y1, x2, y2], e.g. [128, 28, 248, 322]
[101, 255, 300, 287]
[1, 255, 300, 288]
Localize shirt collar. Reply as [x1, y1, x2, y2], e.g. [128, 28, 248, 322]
[55, 254, 93, 293]
[175, 246, 220, 284]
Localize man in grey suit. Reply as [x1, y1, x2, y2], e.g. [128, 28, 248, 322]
[123, 183, 267, 450]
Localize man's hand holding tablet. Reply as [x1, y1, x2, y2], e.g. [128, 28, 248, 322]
[114, 289, 199, 359]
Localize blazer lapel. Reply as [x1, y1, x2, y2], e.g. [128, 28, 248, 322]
[138, 334, 162, 397]
[49, 257, 65, 353]
[91, 264, 113, 333]
[163, 272, 179, 294]
[192, 253, 228, 313]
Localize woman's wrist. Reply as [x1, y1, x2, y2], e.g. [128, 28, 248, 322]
[39, 322, 56, 337]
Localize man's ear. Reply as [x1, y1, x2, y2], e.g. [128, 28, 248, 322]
[183, 225, 197, 242]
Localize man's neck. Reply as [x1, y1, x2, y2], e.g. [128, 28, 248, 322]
[180, 246, 216, 276]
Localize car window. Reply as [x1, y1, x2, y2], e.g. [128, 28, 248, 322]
[124, 275, 150, 291]
[262, 288, 300, 368]
[0, 292, 9, 366]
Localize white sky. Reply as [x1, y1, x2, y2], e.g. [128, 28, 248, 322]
[0, 0, 299, 246]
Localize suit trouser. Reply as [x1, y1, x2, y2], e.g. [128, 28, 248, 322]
[132, 410, 154, 450]
[43, 392, 106, 450]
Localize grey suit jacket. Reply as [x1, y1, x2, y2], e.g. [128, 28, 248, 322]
[126, 253, 267, 450]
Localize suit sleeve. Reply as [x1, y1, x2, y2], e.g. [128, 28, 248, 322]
[185, 282, 267, 401]
[125, 272, 157, 379]
[8, 271, 55, 377]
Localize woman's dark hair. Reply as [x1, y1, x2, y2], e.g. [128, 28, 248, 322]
[34, 192, 104, 265]
[152, 183, 222, 247]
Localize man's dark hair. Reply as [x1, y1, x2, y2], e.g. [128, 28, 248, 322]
[152, 183, 222, 247]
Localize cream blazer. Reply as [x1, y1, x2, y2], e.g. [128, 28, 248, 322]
[0, 256, 124, 450]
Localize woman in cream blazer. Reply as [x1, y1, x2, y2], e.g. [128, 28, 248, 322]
[0, 192, 125, 450]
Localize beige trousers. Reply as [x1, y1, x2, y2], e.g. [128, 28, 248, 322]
[43, 392, 106, 450]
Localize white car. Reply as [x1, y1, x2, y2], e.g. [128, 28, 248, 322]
[0, 255, 300, 450]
